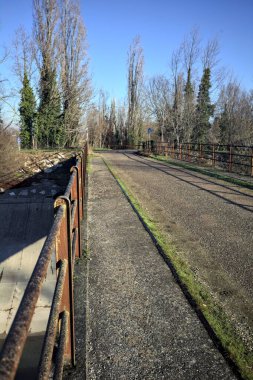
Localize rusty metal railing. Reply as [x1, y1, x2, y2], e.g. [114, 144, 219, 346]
[142, 141, 253, 177]
[0, 144, 88, 380]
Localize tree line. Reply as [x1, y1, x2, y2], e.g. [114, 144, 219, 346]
[89, 30, 253, 148]
[1, 14, 252, 150]
[0, 0, 91, 150]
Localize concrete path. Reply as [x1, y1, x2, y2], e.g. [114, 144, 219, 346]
[100, 151, 253, 352]
[86, 156, 236, 379]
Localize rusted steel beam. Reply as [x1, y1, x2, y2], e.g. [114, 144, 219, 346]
[71, 200, 77, 228]
[72, 228, 78, 266]
[38, 259, 67, 380]
[53, 311, 69, 380]
[71, 166, 81, 258]
[0, 206, 64, 380]
[64, 171, 77, 198]
[55, 196, 75, 367]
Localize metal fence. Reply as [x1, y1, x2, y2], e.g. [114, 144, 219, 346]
[0, 144, 88, 380]
[142, 141, 253, 177]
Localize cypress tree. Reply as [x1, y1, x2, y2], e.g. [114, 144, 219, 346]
[184, 68, 194, 99]
[192, 67, 214, 143]
[19, 72, 37, 149]
[183, 68, 195, 142]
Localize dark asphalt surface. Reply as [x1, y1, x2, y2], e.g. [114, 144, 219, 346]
[86, 156, 236, 379]
[101, 151, 253, 353]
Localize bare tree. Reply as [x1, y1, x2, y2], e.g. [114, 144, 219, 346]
[170, 48, 184, 144]
[202, 38, 220, 70]
[59, 0, 92, 146]
[145, 75, 172, 141]
[13, 27, 35, 83]
[127, 36, 144, 145]
[33, 0, 59, 72]
[182, 27, 200, 76]
[181, 28, 200, 141]
[217, 80, 253, 145]
[116, 102, 128, 146]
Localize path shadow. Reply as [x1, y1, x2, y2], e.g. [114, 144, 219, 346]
[102, 151, 253, 214]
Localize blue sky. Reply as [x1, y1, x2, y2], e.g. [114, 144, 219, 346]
[0, 0, 253, 107]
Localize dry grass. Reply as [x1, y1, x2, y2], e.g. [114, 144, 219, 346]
[0, 128, 20, 184]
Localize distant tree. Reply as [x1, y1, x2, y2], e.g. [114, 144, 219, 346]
[19, 72, 37, 149]
[182, 29, 200, 142]
[127, 36, 144, 145]
[170, 48, 184, 144]
[183, 68, 196, 142]
[217, 81, 253, 145]
[145, 75, 172, 142]
[108, 99, 117, 146]
[116, 102, 128, 146]
[192, 67, 214, 143]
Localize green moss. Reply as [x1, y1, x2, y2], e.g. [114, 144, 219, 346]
[149, 154, 253, 190]
[104, 157, 253, 380]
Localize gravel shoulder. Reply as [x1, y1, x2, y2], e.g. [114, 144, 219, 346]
[86, 156, 236, 379]
[101, 151, 253, 354]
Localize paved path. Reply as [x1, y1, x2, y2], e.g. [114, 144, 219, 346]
[100, 151, 253, 351]
[86, 156, 236, 379]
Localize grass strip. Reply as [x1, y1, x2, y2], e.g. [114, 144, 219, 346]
[148, 154, 253, 190]
[93, 147, 112, 151]
[103, 157, 253, 380]
[87, 154, 93, 174]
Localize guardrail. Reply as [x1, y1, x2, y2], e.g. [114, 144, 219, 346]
[142, 141, 253, 177]
[0, 144, 88, 380]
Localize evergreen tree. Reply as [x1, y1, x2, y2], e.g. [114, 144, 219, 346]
[192, 68, 214, 143]
[37, 67, 63, 147]
[183, 68, 195, 141]
[19, 72, 37, 149]
[184, 68, 194, 99]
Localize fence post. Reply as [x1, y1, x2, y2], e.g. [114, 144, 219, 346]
[179, 144, 182, 160]
[251, 149, 253, 177]
[212, 144, 216, 167]
[187, 143, 190, 162]
[229, 145, 233, 172]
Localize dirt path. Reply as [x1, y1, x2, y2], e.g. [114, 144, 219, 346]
[86, 156, 236, 379]
[101, 151, 253, 353]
